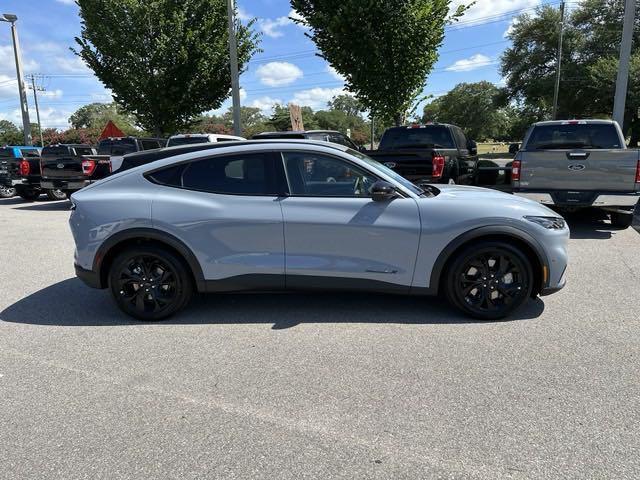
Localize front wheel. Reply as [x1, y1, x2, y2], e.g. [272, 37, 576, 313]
[445, 242, 533, 320]
[610, 212, 634, 229]
[108, 246, 193, 321]
[46, 188, 68, 201]
[0, 186, 16, 198]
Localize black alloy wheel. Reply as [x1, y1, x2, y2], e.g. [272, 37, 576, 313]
[46, 188, 68, 201]
[446, 242, 533, 320]
[109, 246, 192, 321]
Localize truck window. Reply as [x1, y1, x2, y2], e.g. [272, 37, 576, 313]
[141, 139, 163, 150]
[0, 148, 13, 158]
[168, 137, 210, 147]
[452, 127, 468, 150]
[19, 149, 40, 158]
[42, 146, 71, 156]
[379, 126, 455, 149]
[98, 138, 138, 155]
[75, 147, 95, 156]
[527, 124, 622, 150]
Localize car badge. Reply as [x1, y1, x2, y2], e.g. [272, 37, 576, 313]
[568, 164, 585, 171]
[384, 162, 397, 168]
[57, 163, 65, 169]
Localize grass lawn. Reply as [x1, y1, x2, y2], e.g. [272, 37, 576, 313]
[477, 142, 510, 155]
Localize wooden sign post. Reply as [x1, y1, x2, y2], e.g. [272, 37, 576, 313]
[289, 103, 304, 131]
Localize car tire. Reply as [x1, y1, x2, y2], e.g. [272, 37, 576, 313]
[444, 241, 534, 320]
[46, 189, 67, 201]
[17, 188, 40, 201]
[610, 212, 634, 229]
[108, 246, 193, 321]
[0, 186, 16, 198]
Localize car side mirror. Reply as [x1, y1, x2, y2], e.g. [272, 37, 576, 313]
[371, 180, 398, 202]
[468, 139, 478, 155]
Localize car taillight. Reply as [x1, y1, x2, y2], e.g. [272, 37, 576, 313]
[18, 159, 30, 176]
[635, 159, 640, 183]
[432, 154, 445, 179]
[82, 159, 97, 176]
[512, 159, 521, 181]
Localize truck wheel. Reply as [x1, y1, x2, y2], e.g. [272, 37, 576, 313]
[0, 186, 16, 198]
[108, 246, 193, 321]
[17, 188, 40, 201]
[46, 189, 67, 201]
[444, 241, 533, 320]
[610, 212, 634, 229]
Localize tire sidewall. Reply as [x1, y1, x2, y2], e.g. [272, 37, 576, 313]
[108, 246, 193, 321]
[445, 241, 534, 320]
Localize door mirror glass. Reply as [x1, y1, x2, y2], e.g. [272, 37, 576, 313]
[467, 139, 478, 155]
[371, 180, 398, 202]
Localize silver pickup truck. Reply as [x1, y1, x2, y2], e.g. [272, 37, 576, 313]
[512, 119, 639, 228]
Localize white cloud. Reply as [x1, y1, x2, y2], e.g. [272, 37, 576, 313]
[256, 61, 303, 87]
[445, 54, 493, 72]
[288, 9, 308, 29]
[291, 87, 346, 111]
[54, 56, 91, 74]
[249, 96, 282, 115]
[326, 65, 345, 82]
[0, 74, 18, 101]
[503, 18, 519, 38]
[237, 6, 252, 21]
[450, 0, 540, 25]
[40, 89, 64, 99]
[257, 9, 306, 37]
[56, 0, 77, 5]
[0, 45, 39, 75]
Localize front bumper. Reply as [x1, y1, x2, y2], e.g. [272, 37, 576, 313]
[41, 179, 89, 191]
[515, 191, 639, 207]
[75, 263, 102, 289]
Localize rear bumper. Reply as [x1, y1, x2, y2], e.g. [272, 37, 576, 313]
[75, 263, 102, 289]
[41, 179, 89, 191]
[515, 191, 639, 207]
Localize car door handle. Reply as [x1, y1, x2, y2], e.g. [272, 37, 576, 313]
[566, 152, 590, 160]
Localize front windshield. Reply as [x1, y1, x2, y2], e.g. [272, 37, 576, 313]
[346, 148, 425, 196]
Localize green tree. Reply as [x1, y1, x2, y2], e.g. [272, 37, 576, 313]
[223, 106, 269, 137]
[327, 94, 364, 117]
[268, 104, 319, 131]
[291, 0, 465, 126]
[421, 81, 509, 141]
[0, 120, 22, 145]
[74, 0, 260, 136]
[69, 102, 139, 133]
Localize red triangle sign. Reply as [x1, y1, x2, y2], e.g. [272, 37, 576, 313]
[99, 120, 126, 140]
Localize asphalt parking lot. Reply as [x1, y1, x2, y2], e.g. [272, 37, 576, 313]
[0, 197, 639, 479]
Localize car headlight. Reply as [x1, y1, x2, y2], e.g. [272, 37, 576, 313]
[524, 216, 566, 230]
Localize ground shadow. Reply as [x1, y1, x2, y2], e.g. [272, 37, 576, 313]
[13, 200, 71, 212]
[0, 196, 29, 205]
[564, 210, 638, 239]
[0, 278, 545, 328]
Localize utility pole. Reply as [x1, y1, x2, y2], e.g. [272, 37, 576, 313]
[552, 0, 566, 120]
[28, 75, 45, 147]
[1, 13, 31, 145]
[370, 116, 375, 149]
[613, 0, 636, 130]
[227, 0, 241, 136]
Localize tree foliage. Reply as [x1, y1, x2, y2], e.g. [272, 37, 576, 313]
[500, 0, 640, 144]
[291, 0, 465, 125]
[421, 82, 510, 141]
[69, 102, 139, 133]
[74, 0, 260, 136]
[0, 120, 22, 146]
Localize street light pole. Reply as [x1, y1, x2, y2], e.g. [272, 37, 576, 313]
[613, 0, 636, 130]
[1, 13, 32, 145]
[226, 0, 242, 136]
[552, 0, 566, 120]
[29, 75, 44, 147]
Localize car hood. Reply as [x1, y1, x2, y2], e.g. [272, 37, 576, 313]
[425, 184, 560, 217]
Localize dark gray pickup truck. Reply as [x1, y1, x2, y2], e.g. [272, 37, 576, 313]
[512, 120, 639, 228]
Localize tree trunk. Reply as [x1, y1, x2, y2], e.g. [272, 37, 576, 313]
[394, 113, 403, 127]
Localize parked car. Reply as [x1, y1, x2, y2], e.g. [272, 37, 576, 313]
[0, 145, 66, 200]
[364, 124, 478, 185]
[251, 130, 360, 149]
[512, 120, 640, 228]
[166, 133, 244, 147]
[39, 144, 97, 197]
[70, 139, 569, 322]
[96, 136, 165, 170]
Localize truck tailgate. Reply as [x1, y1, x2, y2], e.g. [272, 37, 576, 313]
[41, 156, 83, 178]
[519, 149, 639, 191]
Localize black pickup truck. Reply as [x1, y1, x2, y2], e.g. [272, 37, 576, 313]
[40, 144, 98, 196]
[365, 124, 478, 185]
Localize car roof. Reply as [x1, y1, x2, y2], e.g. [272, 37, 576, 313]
[252, 130, 343, 138]
[382, 124, 453, 131]
[533, 119, 615, 126]
[168, 133, 244, 139]
[45, 143, 94, 148]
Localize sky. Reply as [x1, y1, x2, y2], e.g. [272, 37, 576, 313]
[0, 0, 561, 130]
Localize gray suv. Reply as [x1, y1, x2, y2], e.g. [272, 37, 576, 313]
[69, 140, 569, 321]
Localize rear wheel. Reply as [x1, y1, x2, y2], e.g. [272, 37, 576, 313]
[610, 212, 634, 229]
[108, 246, 193, 321]
[0, 186, 16, 198]
[46, 188, 67, 201]
[17, 188, 40, 201]
[445, 242, 533, 320]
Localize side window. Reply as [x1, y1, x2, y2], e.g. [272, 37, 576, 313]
[282, 151, 377, 197]
[147, 164, 186, 187]
[453, 127, 468, 151]
[328, 133, 357, 149]
[141, 139, 163, 150]
[180, 153, 276, 195]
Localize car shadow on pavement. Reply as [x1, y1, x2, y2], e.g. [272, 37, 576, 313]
[565, 210, 637, 240]
[13, 200, 72, 212]
[0, 278, 545, 328]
